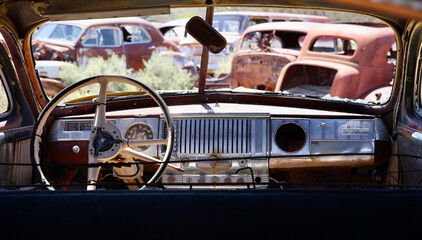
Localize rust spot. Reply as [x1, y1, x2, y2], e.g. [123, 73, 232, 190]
[269, 156, 374, 170]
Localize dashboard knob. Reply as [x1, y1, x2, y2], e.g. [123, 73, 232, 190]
[72, 145, 80, 154]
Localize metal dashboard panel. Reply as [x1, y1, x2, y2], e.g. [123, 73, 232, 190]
[271, 119, 311, 156]
[163, 113, 270, 189]
[270, 118, 377, 169]
[310, 119, 374, 154]
[48, 113, 388, 188]
[48, 118, 161, 157]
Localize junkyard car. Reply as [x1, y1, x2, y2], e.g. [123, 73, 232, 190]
[1, 0, 422, 237]
[229, 21, 322, 90]
[275, 23, 396, 103]
[179, 11, 330, 75]
[32, 17, 179, 70]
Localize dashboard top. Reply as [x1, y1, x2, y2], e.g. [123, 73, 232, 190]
[58, 103, 375, 119]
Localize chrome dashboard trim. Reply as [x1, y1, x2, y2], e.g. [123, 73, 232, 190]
[48, 118, 161, 156]
[163, 113, 270, 189]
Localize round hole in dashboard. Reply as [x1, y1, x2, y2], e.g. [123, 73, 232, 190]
[275, 122, 306, 152]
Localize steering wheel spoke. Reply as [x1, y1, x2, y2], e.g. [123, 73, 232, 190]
[126, 138, 168, 148]
[87, 155, 101, 190]
[121, 148, 183, 172]
[93, 77, 109, 128]
[31, 75, 175, 190]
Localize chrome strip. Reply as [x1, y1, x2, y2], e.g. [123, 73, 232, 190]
[177, 118, 253, 154]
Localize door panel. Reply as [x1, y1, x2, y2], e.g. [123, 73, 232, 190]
[397, 125, 422, 185]
[0, 27, 37, 188]
[396, 21, 422, 185]
[121, 24, 155, 69]
[0, 138, 32, 186]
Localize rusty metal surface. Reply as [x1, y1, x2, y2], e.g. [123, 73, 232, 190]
[296, 24, 396, 67]
[276, 24, 396, 101]
[232, 52, 295, 90]
[231, 22, 323, 90]
[181, 11, 330, 76]
[270, 155, 374, 169]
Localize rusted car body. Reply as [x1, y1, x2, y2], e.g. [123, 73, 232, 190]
[229, 22, 322, 90]
[179, 11, 330, 75]
[32, 17, 178, 70]
[275, 24, 396, 103]
[1, 0, 422, 237]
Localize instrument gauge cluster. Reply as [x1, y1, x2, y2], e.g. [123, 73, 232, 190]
[125, 122, 154, 151]
[49, 118, 160, 157]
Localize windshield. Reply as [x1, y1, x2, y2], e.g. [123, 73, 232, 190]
[32, 8, 395, 106]
[239, 30, 306, 51]
[212, 15, 245, 34]
[34, 23, 83, 43]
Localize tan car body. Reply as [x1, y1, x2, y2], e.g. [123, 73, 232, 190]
[231, 22, 323, 90]
[275, 24, 396, 102]
[179, 11, 330, 75]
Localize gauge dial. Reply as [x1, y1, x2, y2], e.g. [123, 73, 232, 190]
[125, 123, 154, 151]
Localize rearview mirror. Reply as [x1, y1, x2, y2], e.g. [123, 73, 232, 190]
[185, 16, 227, 54]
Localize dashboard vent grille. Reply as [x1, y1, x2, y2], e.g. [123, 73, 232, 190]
[177, 118, 250, 154]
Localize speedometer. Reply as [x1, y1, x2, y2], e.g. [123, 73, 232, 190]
[125, 123, 154, 151]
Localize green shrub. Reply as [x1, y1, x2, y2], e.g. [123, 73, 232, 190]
[139, 53, 194, 90]
[58, 53, 194, 101]
[58, 54, 138, 101]
[59, 54, 137, 89]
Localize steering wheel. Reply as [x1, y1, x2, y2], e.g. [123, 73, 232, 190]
[30, 75, 178, 190]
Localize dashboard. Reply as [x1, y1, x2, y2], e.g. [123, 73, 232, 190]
[47, 103, 390, 189]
